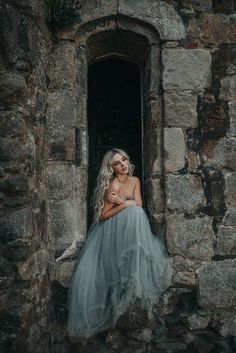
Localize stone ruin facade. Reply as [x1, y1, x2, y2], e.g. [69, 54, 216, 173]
[0, 1, 236, 352]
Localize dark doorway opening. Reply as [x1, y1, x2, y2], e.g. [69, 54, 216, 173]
[87, 58, 142, 226]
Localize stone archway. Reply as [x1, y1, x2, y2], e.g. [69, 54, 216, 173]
[46, 18, 164, 254]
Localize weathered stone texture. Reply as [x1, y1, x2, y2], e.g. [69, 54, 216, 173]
[144, 128, 162, 174]
[49, 42, 78, 91]
[197, 259, 236, 309]
[145, 177, 164, 220]
[166, 174, 205, 213]
[222, 208, 236, 226]
[55, 261, 76, 288]
[119, 0, 186, 40]
[164, 128, 186, 172]
[213, 311, 236, 337]
[216, 225, 236, 256]
[0, 73, 28, 102]
[46, 163, 86, 249]
[0, 207, 33, 243]
[201, 138, 236, 170]
[162, 49, 212, 90]
[186, 311, 211, 330]
[164, 91, 198, 128]
[0, 111, 36, 161]
[17, 249, 48, 280]
[166, 215, 214, 261]
[173, 271, 196, 287]
[229, 101, 236, 135]
[224, 172, 236, 208]
[146, 98, 162, 130]
[219, 75, 236, 101]
[199, 14, 236, 45]
[46, 91, 77, 160]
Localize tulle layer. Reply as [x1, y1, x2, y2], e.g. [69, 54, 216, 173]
[66, 205, 172, 338]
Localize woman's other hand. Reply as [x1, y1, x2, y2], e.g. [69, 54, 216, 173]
[107, 192, 123, 205]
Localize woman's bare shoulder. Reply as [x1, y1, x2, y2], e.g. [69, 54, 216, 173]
[129, 176, 140, 184]
[107, 178, 120, 192]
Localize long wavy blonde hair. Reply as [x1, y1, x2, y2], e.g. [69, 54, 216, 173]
[91, 148, 135, 225]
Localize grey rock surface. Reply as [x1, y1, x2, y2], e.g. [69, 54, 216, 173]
[162, 48, 212, 90]
[197, 259, 236, 309]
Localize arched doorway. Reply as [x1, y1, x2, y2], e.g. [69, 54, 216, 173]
[87, 57, 142, 225]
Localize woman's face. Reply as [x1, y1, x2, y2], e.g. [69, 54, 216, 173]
[111, 153, 129, 175]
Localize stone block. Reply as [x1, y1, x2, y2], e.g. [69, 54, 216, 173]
[76, 47, 88, 126]
[46, 163, 87, 249]
[164, 128, 186, 172]
[146, 99, 162, 130]
[145, 177, 164, 220]
[199, 14, 236, 45]
[46, 91, 77, 160]
[170, 255, 206, 272]
[166, 215, 214, 260]
[11, 0, 47, 19]
[56, 261, 76, 288]
[0, 207, 33, 243]
[47, 198, 83, 250]
[229, 101, 236, 135]
[198, 99, 228, 138]
[197, 259, 236, 309]
[0, 72, 27, 102]
[219, 75, 236, 101]
[76, 128, 88, 167]
[186, 311, 211, 330]
[224, 172, 236, 207]
[46, 163, 77, 202]
[222, 208, 236, 226]
[118, 0, 186, 40]
[67, 0, 117, 30]
[201, 137, 236, 170]
[50, 42, 78, 90]
[216, 225, 236, 256]
[162, 48, 212, 90]
[0, 111, 36, 161]
[166, 174, 206, 213]
[17, 249, 48, 281]
[149, 45, 161, 91]
[187, 151, 200, 171]
[164, 91, 198, 128]
[144, 128, 162, 174]
[0, 255, 15, 287]
[173, 271, 196, 287]
[128, 328, 152, 343]
[213, 311, 236, 337]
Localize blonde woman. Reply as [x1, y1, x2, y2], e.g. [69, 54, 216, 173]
[66, 148, 171, 339]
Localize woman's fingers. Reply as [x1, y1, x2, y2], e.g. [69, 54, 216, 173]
[107, 193, 116, 202]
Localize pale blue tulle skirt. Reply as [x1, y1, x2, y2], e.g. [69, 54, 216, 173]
[66, 205, 172, 338]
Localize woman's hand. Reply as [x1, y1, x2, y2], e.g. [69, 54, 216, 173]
[107, 192, 123, 205]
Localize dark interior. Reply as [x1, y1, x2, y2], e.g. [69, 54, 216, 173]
[87, 58, 142, 226]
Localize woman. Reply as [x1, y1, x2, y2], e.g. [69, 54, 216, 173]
[66, 148, 172, 339]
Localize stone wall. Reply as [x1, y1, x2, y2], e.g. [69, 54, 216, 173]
[0, 1, 52, 352]
[0, 1, 236, 353]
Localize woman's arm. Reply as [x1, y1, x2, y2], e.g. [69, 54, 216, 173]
[133, 177, 143, 207]
[100, 200, 136, 220]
